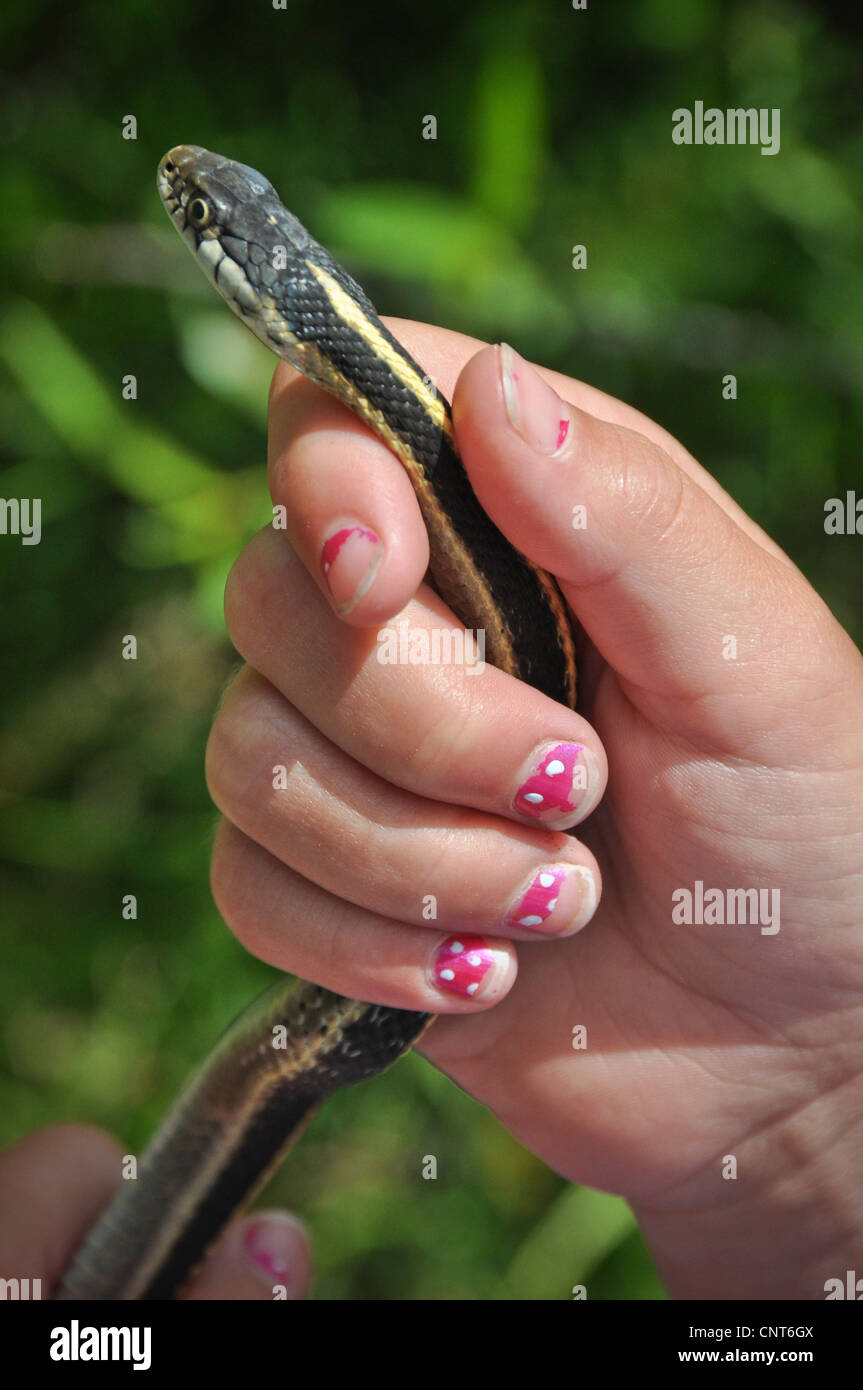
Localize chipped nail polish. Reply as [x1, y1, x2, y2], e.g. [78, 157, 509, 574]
[320, 523, 382, 614]
[507, 865, 568, 931]
[244, 1216, 306, 1292]
[432, 934, 498, 999]
[513, 742, 594, 826]
[507, 863, 598, 934]
[499, 342, 573, 456]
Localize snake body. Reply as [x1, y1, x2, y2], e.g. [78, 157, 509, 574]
[55, 146, 577, 1299]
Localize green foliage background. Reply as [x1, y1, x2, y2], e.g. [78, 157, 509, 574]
[0, 0, 860, 1299]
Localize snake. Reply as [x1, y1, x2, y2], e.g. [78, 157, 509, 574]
[55, 146, 577, 1299]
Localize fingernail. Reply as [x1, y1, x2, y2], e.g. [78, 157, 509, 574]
[513, 742, 598, 828]
[243, 1214, 308, 1294]
[431, 934, 506, 1000]
[505, 863, 597, 935]
[320, 522, 382, 615]
[499, 342, 572, 455]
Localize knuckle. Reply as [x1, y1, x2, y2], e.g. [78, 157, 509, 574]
[402, 667, 479, 785]
[209, 820, 263, 948]
[204, 667, 272, 816]
[614, 431, 684, 543]
[209, 819, 289, 968]
[209, 820, 243, 928]
[223, 533, 267, 647]
[224, 527, 299, 654]
[610, 427, 731, 577]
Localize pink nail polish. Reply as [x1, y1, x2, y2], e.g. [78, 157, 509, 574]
[432, 934, 497, 998]
[243, 1217, 306, 1292]
[514, 743, 591, 824]
[505, 863, 597, 934]
[499, 343, 573, 456]
[245, 1223, 290, 1280]
[320, 523, 381, 614]
[507, 866, 567, 930]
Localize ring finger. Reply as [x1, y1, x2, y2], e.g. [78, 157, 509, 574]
[206, 666, 601, 942]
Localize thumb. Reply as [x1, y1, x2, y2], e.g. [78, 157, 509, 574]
[453, 344, 835, 743]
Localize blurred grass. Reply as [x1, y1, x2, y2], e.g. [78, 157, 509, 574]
[1, 0, 860, 1298]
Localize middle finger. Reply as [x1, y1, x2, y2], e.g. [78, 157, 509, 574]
[225, 525, 607, 834]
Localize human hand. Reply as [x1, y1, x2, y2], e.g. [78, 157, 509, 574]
[206, 320, 863, 1299]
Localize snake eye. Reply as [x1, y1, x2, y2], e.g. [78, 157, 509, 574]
[187, 197, 212, 229]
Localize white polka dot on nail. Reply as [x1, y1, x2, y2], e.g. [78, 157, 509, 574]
[440, 968, 455, 981]
[466, 983, 479, 995]
[466, 953, 482, 966]
[539, 873, 555, 888]
[547, 898, 558, 911]
[520, 915, 543, 927]
[525, 792, 544, 804]
[546, 759, 565, 776]
[449, 940, 464, 954]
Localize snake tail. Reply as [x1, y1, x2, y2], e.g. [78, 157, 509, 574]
[55, 981, 430, 1299]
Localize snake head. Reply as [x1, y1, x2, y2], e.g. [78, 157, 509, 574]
[156, 144, 383, 388]
[157, 144, 316, 322]
[158, 145, 291, 241]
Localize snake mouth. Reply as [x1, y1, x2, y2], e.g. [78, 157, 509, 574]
[157, 145, 220, 230]
[157, 145, 200, 220]
[159, 144, 207, 181]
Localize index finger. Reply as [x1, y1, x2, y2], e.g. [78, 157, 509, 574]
[266, 316, 788, 634]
